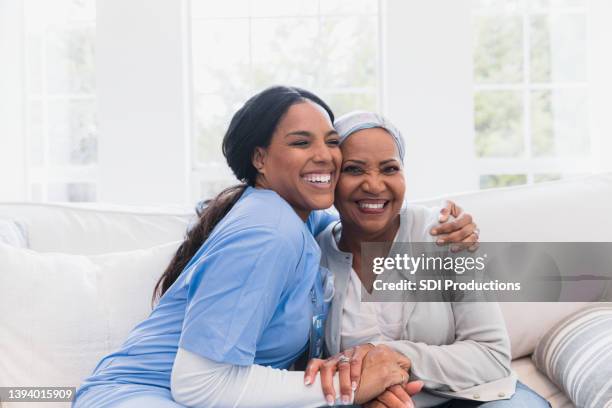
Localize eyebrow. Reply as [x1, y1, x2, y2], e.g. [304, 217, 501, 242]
[285, 130, 338, 138]
[344, 158, 400, 165]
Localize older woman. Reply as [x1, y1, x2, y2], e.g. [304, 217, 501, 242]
[311, 111, 550, 408]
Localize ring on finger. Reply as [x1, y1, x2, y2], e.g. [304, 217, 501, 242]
[338, 355, 351, 365]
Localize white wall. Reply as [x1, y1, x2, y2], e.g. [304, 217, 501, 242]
[0, 0, 27, 201]
[382, 0, 478, 201]
[96, 0, 192, 205]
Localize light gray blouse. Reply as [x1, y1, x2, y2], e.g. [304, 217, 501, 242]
[317, 204, 517, 405]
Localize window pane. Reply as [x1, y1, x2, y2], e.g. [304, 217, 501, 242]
[251, 18, 320, 89]
[46, 27, 96, 94]
[475, 91, 523, 157]
[529, 0, 585, 9]
[250, 0, 318, 17]
[48, 99, 98, 165]
[194, 93, 247, 163]
[531, 88, 588, 157]
[534, 173, 561, 182]
[530, 14, 586, 83]
[317, 16, 378, 90]
[472, 0, 523, 12]
[25, 0, 95, 31]
[480, 174, 527, 189]
[191, 19, 251, 94]
[473, 16, 523, 83]
[320, 0, 378, 15]
[191, 0, 250, 19]
[47, 182, 96, 202]
[319, 92, 377, 118]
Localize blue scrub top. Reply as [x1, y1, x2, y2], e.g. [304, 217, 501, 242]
[75, 187, 337, 401]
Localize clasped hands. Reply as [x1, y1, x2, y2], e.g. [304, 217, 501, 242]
[304, 344, 422, 408]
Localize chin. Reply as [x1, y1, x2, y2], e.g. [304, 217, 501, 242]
[310, 198, 334, 210]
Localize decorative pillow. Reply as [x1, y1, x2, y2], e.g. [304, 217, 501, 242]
[0, 219, 28, 248]
[0, 241, 180, 406]
[533, 304, 612, 408]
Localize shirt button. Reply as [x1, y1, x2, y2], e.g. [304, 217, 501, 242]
[473, 394, 480, 399]
[498, 392, 506, 398]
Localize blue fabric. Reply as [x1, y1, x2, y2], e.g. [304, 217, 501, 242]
[437, 382, 551, 407]
[74, 187, 336, 408]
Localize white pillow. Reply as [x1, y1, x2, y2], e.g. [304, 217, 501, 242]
[0, 219, 28, 248]
[0, 202, 192, 254]
[500, 302, 591, 359]
[0, 241, 180, 405]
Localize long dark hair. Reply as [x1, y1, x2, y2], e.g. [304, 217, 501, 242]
[152, 86, 334, 302]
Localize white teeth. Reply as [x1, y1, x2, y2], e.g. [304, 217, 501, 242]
[359, 202, 385, 209]
[303, 173, 331, 183]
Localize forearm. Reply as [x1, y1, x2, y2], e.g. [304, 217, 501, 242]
[171, 348, 348, 408]
[373, 303, 511, 391]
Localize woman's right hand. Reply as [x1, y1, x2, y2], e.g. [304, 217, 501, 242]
[353, 345, 413, 404]
[364, 380, 424, 408]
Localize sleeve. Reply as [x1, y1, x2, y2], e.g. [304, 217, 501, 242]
[171, 347, 350, 408]
[179, 226, 299, 366]
[372, 302, 512, 391]
[307, 209, 339, 237]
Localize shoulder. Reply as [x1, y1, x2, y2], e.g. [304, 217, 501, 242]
[223, 187, 306, 242]
[399, 204, 441, 242]
[315, 220, 338, 252]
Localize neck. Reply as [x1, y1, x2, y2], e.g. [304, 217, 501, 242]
[338, 215, 400, 292]
[254, 177, 310, 222]
[338, 215, 401, 254]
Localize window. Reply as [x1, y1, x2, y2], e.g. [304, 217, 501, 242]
[24, 0, 97, 202]
[472, 0, 590, 189]
[190, 0, 381, 200]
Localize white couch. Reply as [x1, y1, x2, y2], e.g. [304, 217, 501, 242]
[2, 173, 611, 408]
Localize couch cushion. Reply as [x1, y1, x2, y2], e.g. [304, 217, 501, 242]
[532, 304, 612, 408]
[500, 302, 591, 359]
[512, 357, 574, 408]
[0, 241, 180, 407]
[0, 202, 192, 254]
[412, 172, 612, 242]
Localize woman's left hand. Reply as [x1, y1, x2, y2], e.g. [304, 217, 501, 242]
[304, 343, 375, 405]
[430, 200, 480, 252]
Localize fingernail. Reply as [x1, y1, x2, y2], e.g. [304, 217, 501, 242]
[431, 228, 438, 234]
[304, 377, 311, 386]
[342, 395, 350, 404]
[406, 401, 414, 408]
[436, 238, 444, 244]
[351, 381, 357, 391]
[326, 395, 334, 406]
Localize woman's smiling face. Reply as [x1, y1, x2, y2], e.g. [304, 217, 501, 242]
[253, 100, 342, 220]
[334, 127, 405, 235]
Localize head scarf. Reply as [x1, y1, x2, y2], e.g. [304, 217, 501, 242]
[334, 111, 405, 162]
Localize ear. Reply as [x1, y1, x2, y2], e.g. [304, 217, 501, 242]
[252, 146, 267, 175]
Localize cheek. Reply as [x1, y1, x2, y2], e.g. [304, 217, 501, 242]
[391, 177, 406, 203]
[334, 178, 355, 207]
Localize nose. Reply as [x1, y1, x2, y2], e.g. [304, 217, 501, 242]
[311, 138, 333, 164]
[361, 172, 386, 195]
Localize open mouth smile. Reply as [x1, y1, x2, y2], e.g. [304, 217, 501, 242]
[356, 199, 390, 214]
[302, 173, 333, 189]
